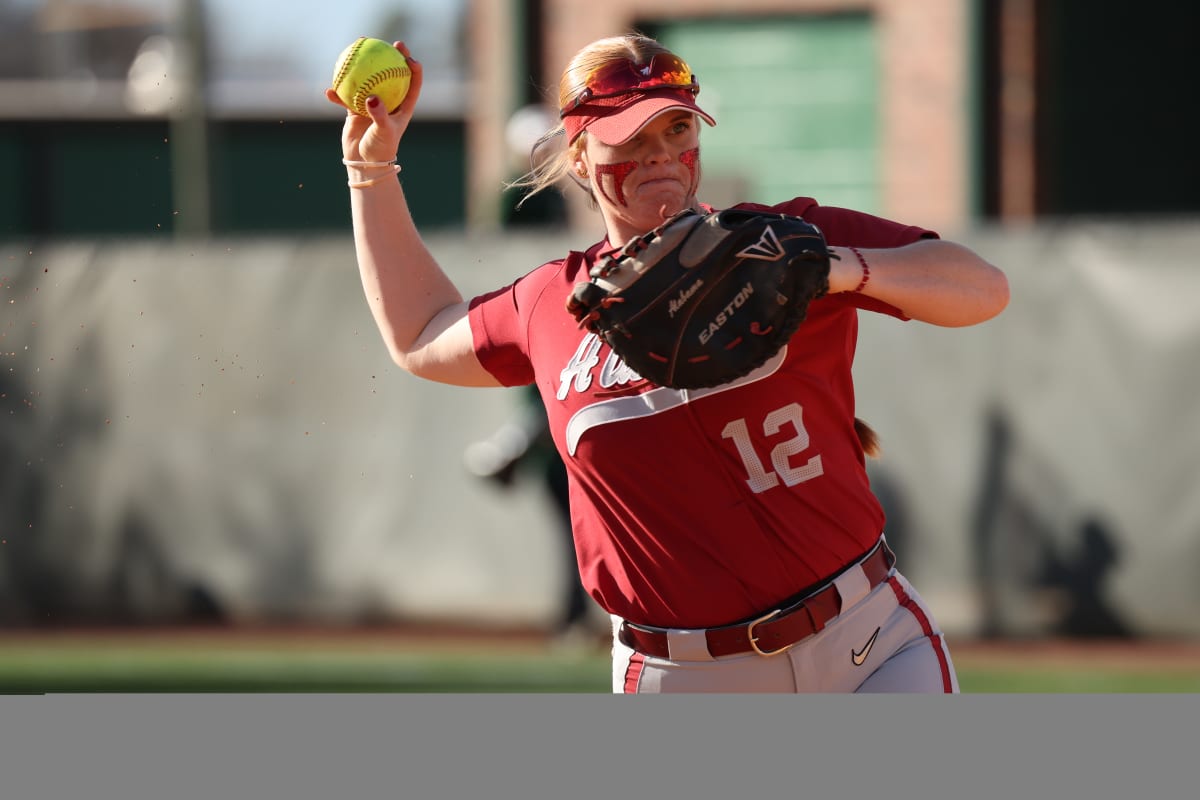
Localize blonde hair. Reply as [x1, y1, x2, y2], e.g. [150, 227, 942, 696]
[506, 33, 680, 210]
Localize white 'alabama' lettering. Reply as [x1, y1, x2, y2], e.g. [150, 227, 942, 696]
[558, 333, 642, 400]
[667, 278, 704, 318]
[598, 348, 640, 387]
[557, 334, 603, 399]
[560, 344, 791, 455]
[698, 282, 755, 344]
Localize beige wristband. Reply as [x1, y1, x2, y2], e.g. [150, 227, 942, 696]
[347, 164, 402, 188]
[342, 158, 396, 168]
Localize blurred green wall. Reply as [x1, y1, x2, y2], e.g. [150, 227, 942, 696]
[0, 119, 466, 237]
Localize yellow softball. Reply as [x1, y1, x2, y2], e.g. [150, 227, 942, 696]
[331, 37, 412, 116]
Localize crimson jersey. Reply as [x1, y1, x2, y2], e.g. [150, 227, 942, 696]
[468, 197, 936, 628]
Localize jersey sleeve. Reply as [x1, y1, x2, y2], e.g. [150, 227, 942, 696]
[468, 285, 532, 386]
[468, 259, 567, 387]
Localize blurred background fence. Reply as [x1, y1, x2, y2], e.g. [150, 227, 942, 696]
[3, 221, 1199, 639]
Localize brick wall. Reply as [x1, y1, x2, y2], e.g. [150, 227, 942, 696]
[469, 0, 972, 233]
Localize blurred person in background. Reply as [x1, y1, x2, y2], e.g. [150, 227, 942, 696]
[463, 383, 598, 645]
[326, 33, 1008, 693]
[462, 103, 595, 645]
[499, 103, 570, 229]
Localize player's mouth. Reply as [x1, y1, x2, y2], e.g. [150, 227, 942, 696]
[636, 176, 684, 191]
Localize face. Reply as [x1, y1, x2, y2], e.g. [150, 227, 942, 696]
[576, 111, 702, 243]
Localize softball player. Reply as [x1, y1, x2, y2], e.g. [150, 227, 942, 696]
[326, 34, 1008, 692]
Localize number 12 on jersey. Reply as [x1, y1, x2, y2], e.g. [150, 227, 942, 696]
[721, 402, 824, 494]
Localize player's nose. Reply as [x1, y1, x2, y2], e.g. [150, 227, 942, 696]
[639, 136, 673, 164]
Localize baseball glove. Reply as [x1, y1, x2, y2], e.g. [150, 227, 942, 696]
[566, 207, 833, 389]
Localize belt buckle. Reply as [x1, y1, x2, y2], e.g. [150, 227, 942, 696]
[747, 608, 797, 657]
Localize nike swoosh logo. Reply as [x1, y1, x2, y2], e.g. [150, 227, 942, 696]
[851, 627, 882, 666]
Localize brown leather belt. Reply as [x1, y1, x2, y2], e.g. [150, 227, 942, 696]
[619, 540, 895, 659]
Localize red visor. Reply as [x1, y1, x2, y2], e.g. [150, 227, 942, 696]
[562, 54, 697, 113]
[560, 54, 716, 145]
[561, 87, 716, 146]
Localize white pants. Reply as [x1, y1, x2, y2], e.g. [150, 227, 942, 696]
[612, 570, 959, 693]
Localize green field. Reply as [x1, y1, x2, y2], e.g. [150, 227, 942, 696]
[0, 641, 610, 693]
[3, 632, 1198, 693]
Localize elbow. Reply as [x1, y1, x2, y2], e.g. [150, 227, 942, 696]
[389, 349, 416, 373]
[954, 252, 1010, 326]
[381, 334, 422, 375]
[979, 264, 1010, 322]
[928, 262, 1010, 328]
[388, 345, 429, 377]
[919, 241, 1010, 326]
[969, 263, 1008, 323]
